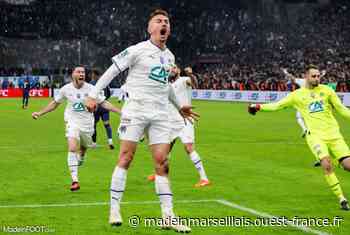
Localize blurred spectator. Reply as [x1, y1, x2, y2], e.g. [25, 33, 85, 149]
[0, 0, 350, 91]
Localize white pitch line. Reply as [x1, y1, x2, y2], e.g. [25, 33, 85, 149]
[0, 199, 332, 235]
[216, 199, 331, 235]
[0, 199, 217, 209]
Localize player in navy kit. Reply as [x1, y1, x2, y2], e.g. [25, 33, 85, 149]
[22, 79, 31, 109]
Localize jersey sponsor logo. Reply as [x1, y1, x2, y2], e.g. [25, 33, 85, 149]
[149, 66, 169, 84]
[72, 102, 85, 112]
[308, 100, 324, 113]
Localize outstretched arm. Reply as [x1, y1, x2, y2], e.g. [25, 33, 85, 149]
[100, 101, 121, 114]
[248, 92, 294, 115]
[261, 93, 294, 111]
[281, 68, 296, 79]
[32, 100, 60, 119]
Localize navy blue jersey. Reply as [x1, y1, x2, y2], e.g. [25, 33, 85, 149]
[23, 82, 30, 95]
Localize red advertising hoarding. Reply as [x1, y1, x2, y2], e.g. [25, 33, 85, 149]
[0, 88, 50, 98]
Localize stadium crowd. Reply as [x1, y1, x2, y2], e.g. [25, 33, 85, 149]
[1, 0, 350, 91]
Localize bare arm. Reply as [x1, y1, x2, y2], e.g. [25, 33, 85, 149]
[100, 101, 121, 114]
[32, 100, 60, 119]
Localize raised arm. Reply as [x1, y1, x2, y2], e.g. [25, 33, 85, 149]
[184, 67, 198, 89]
[87, 46, 136, 112]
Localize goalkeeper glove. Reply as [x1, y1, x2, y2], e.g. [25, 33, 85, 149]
[248, 104, 261, 115]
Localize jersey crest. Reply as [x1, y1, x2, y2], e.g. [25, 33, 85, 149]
[149, 66, 169, 84]
[72, 102, 85, 112]
[308, 100, 324, 113]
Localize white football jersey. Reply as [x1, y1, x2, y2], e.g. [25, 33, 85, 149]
[169, 76, 192, 122]
[54, 82, 105, 132]
[112, 40, 175, 105]
[295, 78, 305, 88]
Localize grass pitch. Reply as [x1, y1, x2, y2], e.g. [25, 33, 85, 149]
[1, 98, 350, 235]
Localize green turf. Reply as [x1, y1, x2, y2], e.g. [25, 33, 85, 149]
[1, 98, 350, 235]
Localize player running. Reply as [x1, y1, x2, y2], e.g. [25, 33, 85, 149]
[32, 66, 121, 191]
[90, 69, 115, 149]
[249, 65, 350, 210]
[85, 9, 197, 233]
[148, 66, 210, 187]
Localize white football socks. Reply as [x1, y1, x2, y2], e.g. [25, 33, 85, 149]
[155, 175, 174, 218]
[190, 151, 208, 181]
[67, 152, 79, 182]
[110, 167, 127, 212]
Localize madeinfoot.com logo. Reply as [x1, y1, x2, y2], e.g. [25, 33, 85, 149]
[1, 225, 55, 233]
[128, 215, 344, 228]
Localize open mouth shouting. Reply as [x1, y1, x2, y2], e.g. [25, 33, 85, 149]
[160, 28, 167, 35]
